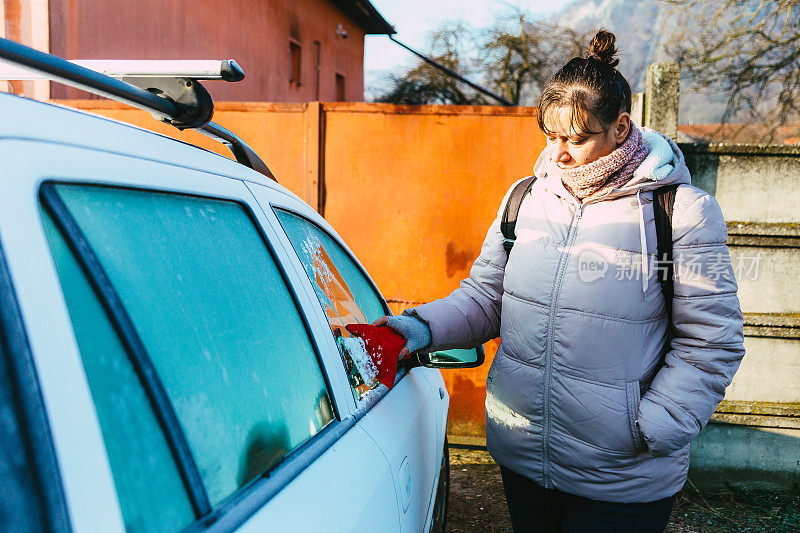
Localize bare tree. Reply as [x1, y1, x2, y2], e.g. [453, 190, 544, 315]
[376, 24, 490, 105]
[481, 16, 589, 105]
[374, 14, 589, 107]
[664, 0, 800, 132]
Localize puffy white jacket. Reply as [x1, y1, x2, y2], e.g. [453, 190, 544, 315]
[407, 130, 745, 502]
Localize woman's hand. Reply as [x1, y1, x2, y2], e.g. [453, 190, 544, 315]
[373, 314, 432, 358]
[372, 315, 410, 358]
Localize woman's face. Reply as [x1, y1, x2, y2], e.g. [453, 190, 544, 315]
[545, 106, 631, 169]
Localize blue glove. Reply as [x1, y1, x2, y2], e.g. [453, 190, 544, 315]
[387, 314, 431, 354]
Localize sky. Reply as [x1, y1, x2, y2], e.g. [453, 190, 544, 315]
[364, 0, 569, 96]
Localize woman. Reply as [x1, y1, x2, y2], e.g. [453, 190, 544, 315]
[379, 30, 745, 532]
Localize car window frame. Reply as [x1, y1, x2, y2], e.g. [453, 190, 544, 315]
[1, 137, 362, 532]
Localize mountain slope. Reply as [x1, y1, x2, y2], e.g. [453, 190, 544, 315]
[547, 0, 729, 123]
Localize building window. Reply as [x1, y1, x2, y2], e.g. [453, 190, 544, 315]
[335, 73, 345, 102]
[289, 41, 302, 85]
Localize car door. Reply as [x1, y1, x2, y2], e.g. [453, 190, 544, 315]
[0, 138, 399, 532]
[248, 184, 445, 532]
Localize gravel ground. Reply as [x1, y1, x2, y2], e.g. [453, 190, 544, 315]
[447, 448, 512, 532]
[445, 447, 800, 533]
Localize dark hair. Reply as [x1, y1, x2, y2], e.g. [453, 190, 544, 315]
[537, 30, 632, 137]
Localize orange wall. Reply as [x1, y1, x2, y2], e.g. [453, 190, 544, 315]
[64, 100, 547, 437]
[322, 103, 546, 436]
[64, 101, 311, 196]
[48, 0, 367, 102]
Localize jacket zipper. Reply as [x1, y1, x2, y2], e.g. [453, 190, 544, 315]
[542, 201, 584, 488]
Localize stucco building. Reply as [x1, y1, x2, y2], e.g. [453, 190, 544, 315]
[2, 0, 394, 102]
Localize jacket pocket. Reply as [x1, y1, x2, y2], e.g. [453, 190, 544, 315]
[626, 380, 646, 452]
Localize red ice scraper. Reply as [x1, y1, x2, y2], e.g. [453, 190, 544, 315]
[345, 323, 407, 389]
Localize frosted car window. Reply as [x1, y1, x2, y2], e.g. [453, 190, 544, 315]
[275, 210, 384, 324]
[275, 210, 388, 401]
[41, 210, 194, 532]
[52, 185, 334, 507]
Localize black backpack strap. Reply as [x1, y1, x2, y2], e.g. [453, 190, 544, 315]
[501, 176, 537, 255]
[653, 184, 679, 356]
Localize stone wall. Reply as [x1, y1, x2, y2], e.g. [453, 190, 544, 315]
[681, 142, 800, 490]
[642, 62, 800, 489]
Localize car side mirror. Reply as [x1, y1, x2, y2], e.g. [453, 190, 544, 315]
[400, 345, 485, 370]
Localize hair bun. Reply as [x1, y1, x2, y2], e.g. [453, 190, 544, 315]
[587, 30, 619, 67]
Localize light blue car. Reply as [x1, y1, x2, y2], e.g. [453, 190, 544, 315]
[0, 40, 483, 532]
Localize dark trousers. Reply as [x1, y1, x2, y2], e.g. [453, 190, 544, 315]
[500, 466, 675, 533]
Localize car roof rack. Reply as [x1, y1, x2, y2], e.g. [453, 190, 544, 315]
[0, 59, 247, 82]
[0, 37, 275, 181]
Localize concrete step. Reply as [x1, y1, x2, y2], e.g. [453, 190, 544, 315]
[682, 143, 800, 224]
[743, 312, 800, 339]
[712, 400, 800, 429]
[727, 221, 800, 247]
[726, 222, 800, 315]
[690, 423, 800, 490]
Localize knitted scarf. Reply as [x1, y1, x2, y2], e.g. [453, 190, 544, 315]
[546, 124, 649, 201]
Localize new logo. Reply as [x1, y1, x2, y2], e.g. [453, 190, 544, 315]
[578, 250, 608, 283]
